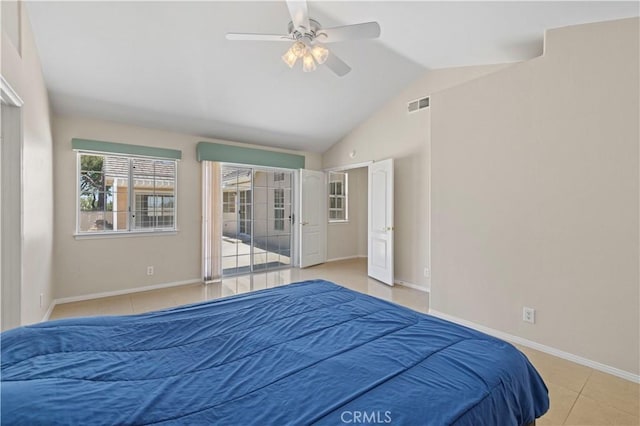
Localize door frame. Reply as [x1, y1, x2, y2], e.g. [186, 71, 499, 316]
[323, 161, 373, 174]
[321, 161, 374, 267]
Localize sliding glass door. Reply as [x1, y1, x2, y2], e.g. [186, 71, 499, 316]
[221, 165, 293, 276]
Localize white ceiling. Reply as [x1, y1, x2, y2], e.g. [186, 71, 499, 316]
[25, 1, 639, 153]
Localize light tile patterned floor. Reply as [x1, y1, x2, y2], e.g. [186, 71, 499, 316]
[49, 258, 639, 425]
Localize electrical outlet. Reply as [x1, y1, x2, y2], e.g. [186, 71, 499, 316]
[147, 266, 154, 276]
[40, 293, 44, 308]
[523, 307, 535, 324]
[424, 268, 430, 278]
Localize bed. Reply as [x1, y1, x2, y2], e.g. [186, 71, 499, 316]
[1, 279, 548, 425]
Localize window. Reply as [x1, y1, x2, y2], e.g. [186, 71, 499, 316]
[223, 191, 236, 213]
[274, 188, 285, 231]
[328, 171, 348, 222]
[77, 152, 177, 234]
[274, 172, 285, 182]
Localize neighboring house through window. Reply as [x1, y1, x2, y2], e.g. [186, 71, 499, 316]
[328, 171, 348, 222]
[77, 152, 177, 234]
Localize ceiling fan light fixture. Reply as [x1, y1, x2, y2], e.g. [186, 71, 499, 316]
[282, 47, 298, 68]
[302, 52, 317, 72]
[291, 41, 308, 58]
[311, 44, 329, 64]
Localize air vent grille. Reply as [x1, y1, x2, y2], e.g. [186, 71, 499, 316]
[407, 96, 429, 114]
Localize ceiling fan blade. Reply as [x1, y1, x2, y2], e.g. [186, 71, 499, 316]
[286, 0, 310, 31]
[324, 52, 351, 77]
[226, 33, 293, 42]
[317, 22, 381, 43]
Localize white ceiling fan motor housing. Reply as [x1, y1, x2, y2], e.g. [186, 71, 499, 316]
[288, 18, 324, 44]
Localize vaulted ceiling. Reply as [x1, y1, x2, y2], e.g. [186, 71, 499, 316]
[25, 1, 639, 153]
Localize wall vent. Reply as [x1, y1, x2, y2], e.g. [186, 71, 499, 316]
[407, 96, 429, 114]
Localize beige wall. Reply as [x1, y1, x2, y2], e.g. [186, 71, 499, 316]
[323, 63, 511, 289]
[327, 167, 367, 260]
[430, 18, 639, 375]
[52, 115, 321, 299]
[1, 1, 20, 53]
[1, 3, 55, 324]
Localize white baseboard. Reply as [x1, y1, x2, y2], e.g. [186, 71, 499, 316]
[41, 300, 56, 322]
[53, 278, 202, 306]
[394, 279, 429, 293]
[429, 309, 640, 384]
[326, 255, 367, 263]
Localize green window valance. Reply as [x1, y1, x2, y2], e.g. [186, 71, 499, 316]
[196, 142, 305, 169]
[72, 138, 182, 160]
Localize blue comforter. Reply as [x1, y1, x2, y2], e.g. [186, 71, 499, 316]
[1, 280, 548, 425]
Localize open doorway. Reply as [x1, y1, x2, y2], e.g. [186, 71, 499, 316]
[325, 166, 368, 263]
[320, 159, 395, 286]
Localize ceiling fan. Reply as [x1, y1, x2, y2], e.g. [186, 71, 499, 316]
[225, 0, 381, 76]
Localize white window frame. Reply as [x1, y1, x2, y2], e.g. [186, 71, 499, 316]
[75, 151, 178, 238]
[328, 171, 348, 223]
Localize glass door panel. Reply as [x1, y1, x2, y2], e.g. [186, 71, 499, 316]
[222, 167, 252, 276]
[221, 165, 293, 276]
[252, 170, 269, 271]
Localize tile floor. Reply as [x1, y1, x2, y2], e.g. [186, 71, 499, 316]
[49, 258, 639, 425]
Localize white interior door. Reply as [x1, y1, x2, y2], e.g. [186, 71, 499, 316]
[1, 99, 23, 330]
[368, 159, 394, 285]
[299, 169, 326, 268]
